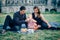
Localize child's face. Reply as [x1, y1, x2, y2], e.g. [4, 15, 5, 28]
[29, 14, 32, 19]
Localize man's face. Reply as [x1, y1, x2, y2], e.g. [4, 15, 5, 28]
[20, 10, 26, 14]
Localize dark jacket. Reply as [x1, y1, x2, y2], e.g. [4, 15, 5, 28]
[13, 11, 27, 25]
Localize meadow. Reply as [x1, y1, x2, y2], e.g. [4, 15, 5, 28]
[0, 12, 60, 40]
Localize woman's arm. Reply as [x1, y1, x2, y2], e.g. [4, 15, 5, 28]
[40, 14, 51, 28]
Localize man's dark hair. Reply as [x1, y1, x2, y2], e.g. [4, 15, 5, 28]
[20, 6, 26, 11]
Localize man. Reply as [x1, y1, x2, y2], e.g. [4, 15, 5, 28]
[13, 6, 27, 33]
[2, 6, 28, 33]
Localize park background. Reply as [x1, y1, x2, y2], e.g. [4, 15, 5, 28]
[0, 0, 60, 40]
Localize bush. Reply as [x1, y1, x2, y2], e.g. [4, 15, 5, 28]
[50, 8, 57, 13]
[45, 8, 49, 12]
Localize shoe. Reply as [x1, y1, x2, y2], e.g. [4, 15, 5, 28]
[2, 29, 6, 34]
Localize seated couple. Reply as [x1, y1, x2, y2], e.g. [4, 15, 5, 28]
[2, 6, 57, 33]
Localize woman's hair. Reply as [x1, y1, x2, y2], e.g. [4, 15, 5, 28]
[33, 6, 41, 16]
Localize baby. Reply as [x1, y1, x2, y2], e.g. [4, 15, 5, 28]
[26, 14, 38, 30]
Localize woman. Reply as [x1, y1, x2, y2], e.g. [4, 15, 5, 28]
[32, 6, 51, 29]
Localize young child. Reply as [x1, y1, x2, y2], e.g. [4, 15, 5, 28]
[26, 14, 38, 31]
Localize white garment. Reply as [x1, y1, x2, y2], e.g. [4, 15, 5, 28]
[27, 29, 34, 34]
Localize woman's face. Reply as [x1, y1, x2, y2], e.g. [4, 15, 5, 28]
[34, 8, 38, 13]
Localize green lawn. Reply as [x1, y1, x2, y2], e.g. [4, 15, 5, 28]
[0, 13, 60, 40]
[0, 30, 60, 40]
[0, 13, 60, 25]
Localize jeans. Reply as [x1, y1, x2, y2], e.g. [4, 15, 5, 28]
[15, 24, 27, 31]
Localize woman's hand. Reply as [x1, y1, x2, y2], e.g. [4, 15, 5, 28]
[48, 24, 51, 28]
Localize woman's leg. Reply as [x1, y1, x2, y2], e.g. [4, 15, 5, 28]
[39, 21, 58, 30]
[40, 21, 48, 30]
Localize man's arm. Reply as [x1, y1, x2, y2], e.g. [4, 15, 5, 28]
[13, 13, 26, 25]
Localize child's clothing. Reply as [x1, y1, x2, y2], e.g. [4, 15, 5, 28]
[26, 14, 38, 30]
[28, 19, 37, 29]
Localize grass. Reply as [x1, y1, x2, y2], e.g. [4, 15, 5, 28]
[0, 30, 60, 40]
[0, 13, 60, 25]
[43, 14, 60, 22]
[0, 13, 13, 25]
[0, 13, 60, 40]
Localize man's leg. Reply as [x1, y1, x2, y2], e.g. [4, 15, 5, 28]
[2, 15, 13, 33]
[15, 22, 28, 33]
[19, 22, 28, 29]
[19, 22, 28, 30]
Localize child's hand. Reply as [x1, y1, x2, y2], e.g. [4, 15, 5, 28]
[32, 19, 37, 22]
